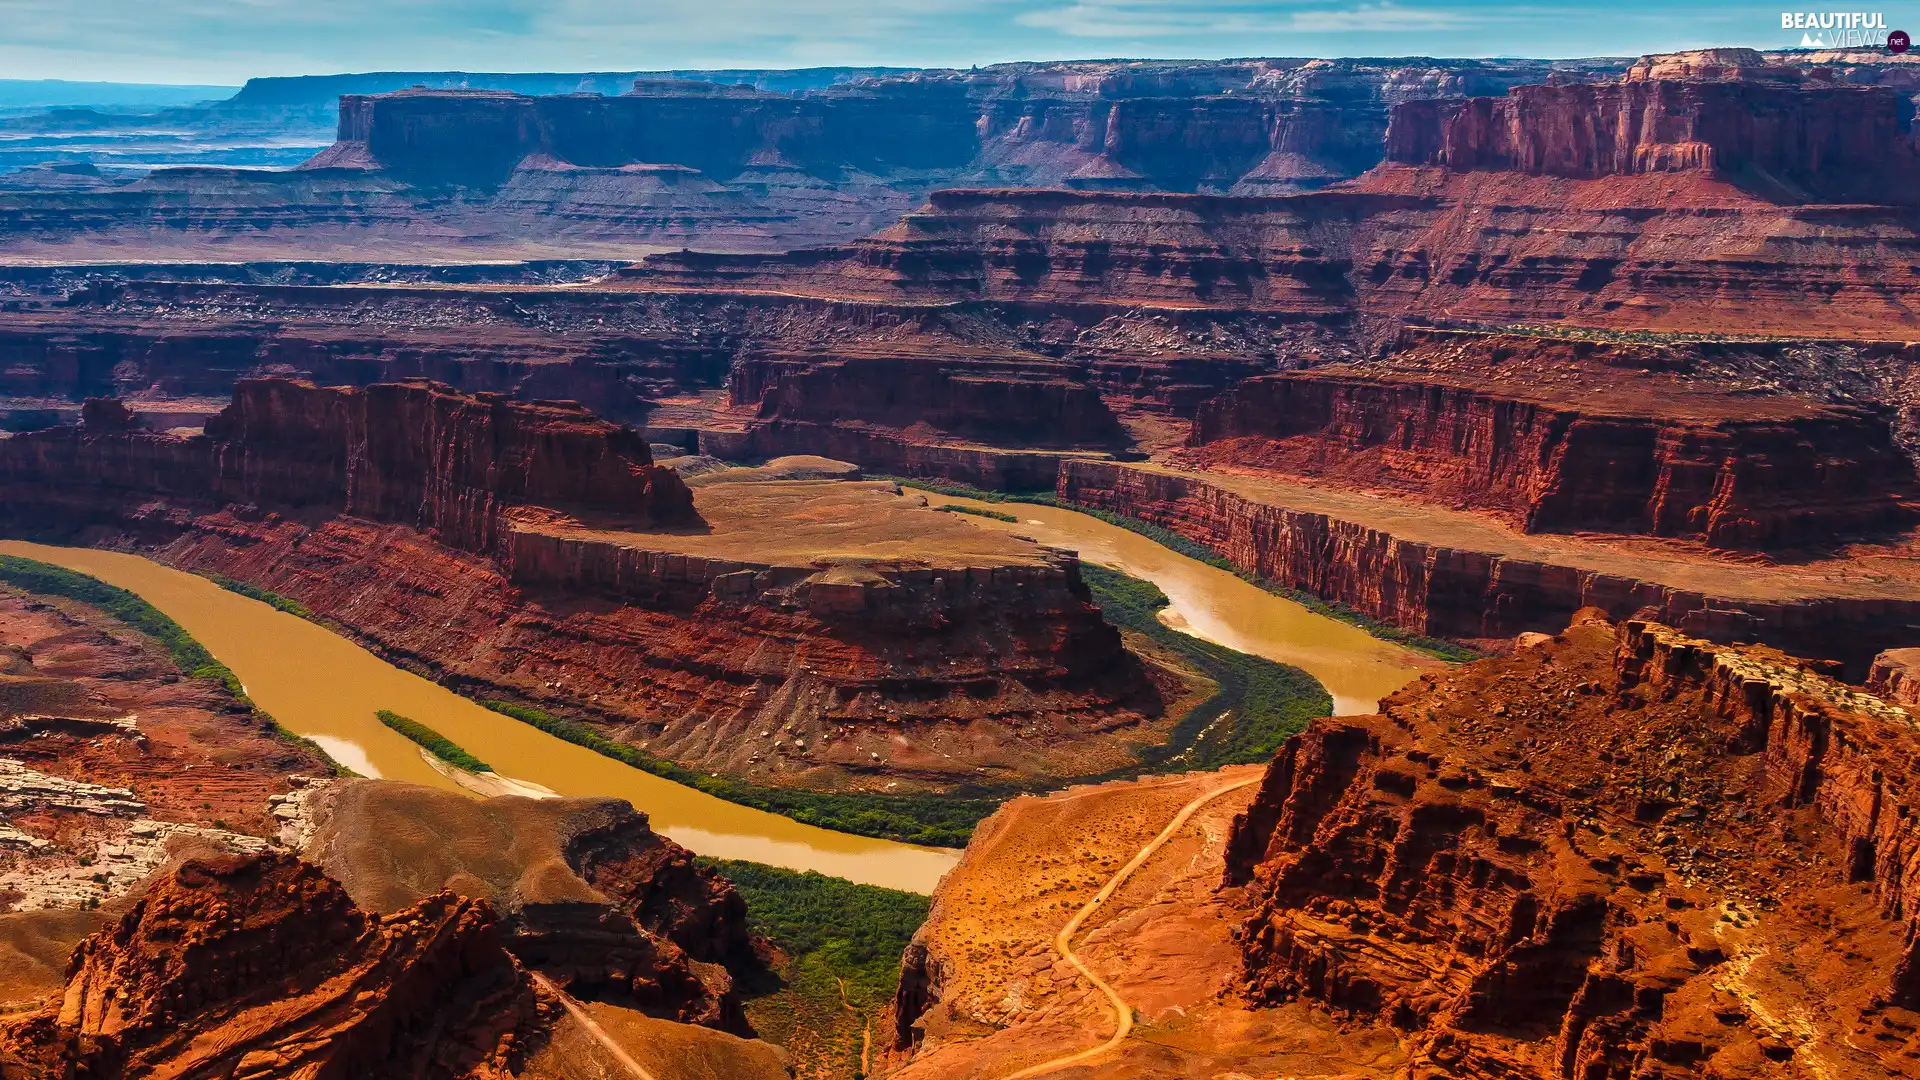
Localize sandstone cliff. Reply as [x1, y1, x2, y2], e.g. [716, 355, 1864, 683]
[308, 781, 759, 1033]
[1182, 335, 1920, 549]
[0, 377, 696, 552]
[1227, 613, 1920, 1077]
[1384, 48, 1920, 205]
[619, 51, 1920, 339]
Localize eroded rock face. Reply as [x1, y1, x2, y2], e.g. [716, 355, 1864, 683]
[1384, 53, 1920, 204]
[0, 853, 556, 1079]
[0, 377, 696, 552]
[1228, 614, 1920, 1077]
[1055, 459, 1920, 673]
[1182, 335, 1919, 549]
[620, 54, 1920, 343]
[1869, 649, 1920, 707]
[0, 378, 1156, 788]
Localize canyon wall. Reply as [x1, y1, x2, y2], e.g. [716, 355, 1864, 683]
[1186, 366, 1918, 549]
[0, 377, 695, 552]
[1226, 615, 1920, 1076]
[733, 349, 1128, 450]
[1056, 459, 1920, 671]
[317, 58, 1627, 196]
[1384, 50, 1920, 204]
[0, 57, 1630, 256]
[620, 54, 1920, 339]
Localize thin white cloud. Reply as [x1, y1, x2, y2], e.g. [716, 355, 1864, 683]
[1017, 1, 1480, 39]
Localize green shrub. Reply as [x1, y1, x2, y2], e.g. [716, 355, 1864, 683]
[934, 504, 1019, 523]
[377, 710, 493, 773]
[699, 857, 929, 1078]
[478, 700, 996, 847]
[1081, 564, 1330, 768]
[203, 573, 313, 619]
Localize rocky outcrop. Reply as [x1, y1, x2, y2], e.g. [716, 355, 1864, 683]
[0, 377, 696, 552]
[0, 853, 556, 1079]
[618, 52, 1920, 341]
[308, 782, 757, 1033]
[1056, 459, 1920, 673]
[1228, 613, 1920, 1077]
[1869, 649, 1920, 707]
[319, 59, 1626, 196]
[1183, 339, 1919, 549]
[688, 346, 1130, 487]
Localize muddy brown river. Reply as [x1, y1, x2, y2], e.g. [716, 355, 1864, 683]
[0, 503, 1429, 893]
[0, 540, 961, 893]
[924, 494, 1436, 715]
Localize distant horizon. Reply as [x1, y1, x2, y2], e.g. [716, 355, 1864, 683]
[0, 45, 1889, 94]
[0, 1, 1898, 85]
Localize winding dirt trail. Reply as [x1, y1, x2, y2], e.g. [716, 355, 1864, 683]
[530, 972, 657, 1080]
[999, 775, 1263, 1080]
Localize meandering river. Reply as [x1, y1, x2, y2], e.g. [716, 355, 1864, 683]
[0, 505, 1429, 893]
[923, 495, 1434, 715]
[0, 540, 960, 893]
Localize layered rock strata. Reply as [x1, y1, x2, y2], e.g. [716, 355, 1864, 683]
[1384, 47, 1920, 204]
[0, 853, 557, 1079]
[1182, 335, 1919, 549]
[0, 376, 696, 553]
[0, 57, 1631, 259]
[1056, 459, 1920, 673]
[1227, 612, 1920, 1077]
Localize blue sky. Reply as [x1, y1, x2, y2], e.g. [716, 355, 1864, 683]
[0, 1, 1894, 84]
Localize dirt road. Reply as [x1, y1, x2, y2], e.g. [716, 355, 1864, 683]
[999, 774, 1263, 1079]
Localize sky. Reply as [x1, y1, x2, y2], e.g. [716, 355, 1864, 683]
[0, 1, 1901, 85]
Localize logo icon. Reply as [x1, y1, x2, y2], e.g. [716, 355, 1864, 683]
[1891, 29, 1912, 52]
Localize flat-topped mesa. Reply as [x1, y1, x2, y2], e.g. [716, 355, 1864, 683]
[315, 83, 981, 189]
[1383, 48, 1920, 204]
[1180, 333, 1920, 550]
[0, 377, 696, 552]
[306, 59, 1631, 196]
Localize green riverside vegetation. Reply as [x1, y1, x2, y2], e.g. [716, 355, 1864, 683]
[885, 475, 1480, 662]
[376, 710, 493, 773]
[934, 503, 1019, 523]
[478, 700, 995, 847]
[699, 857, 930, 1078]
[203, 573, 314, 619]
[0, 555, 354, 775]
[1081, 564, 1329, 768]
